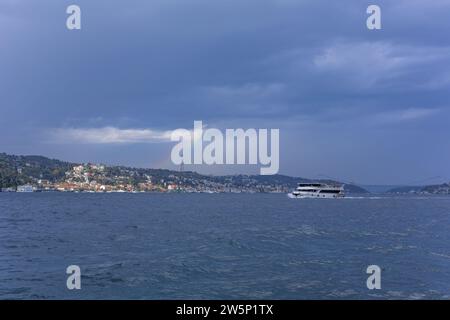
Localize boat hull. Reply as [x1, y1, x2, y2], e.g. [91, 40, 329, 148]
[288, 192, 345, 199]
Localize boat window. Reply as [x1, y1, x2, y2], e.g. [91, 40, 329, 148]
[319, 190, 341, 194]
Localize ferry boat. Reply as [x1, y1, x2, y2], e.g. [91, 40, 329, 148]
[288, 183, 345, 199]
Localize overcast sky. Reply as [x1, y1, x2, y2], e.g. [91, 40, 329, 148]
[1, 0, 450, 184]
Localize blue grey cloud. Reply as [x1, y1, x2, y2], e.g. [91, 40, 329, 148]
[1, 0, 449, 183]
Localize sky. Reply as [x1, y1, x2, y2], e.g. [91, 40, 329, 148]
[1, 0, 450, 184]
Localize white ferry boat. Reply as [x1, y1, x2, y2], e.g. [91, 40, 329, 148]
[288, 183, 345, 199]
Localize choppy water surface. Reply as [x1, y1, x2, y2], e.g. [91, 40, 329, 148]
[1, 193, 450, 299]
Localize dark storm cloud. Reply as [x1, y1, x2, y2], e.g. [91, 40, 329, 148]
[1, 0, 449, 183]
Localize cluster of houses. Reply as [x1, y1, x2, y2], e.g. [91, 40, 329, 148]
[1, 163, 290, 194]
[1, 164, 180, 193]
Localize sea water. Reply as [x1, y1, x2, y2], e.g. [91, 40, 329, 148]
[1, 193, 450, 299]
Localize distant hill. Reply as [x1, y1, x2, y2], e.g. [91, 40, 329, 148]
[0, 152, 368, 193]
[387, 183, 450, 194]
[0, 153, 74, 187]
[360, 185, 403, 193]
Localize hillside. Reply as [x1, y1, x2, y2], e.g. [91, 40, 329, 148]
[387, 183, 450, 194]
[0, 152, 368, 193]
